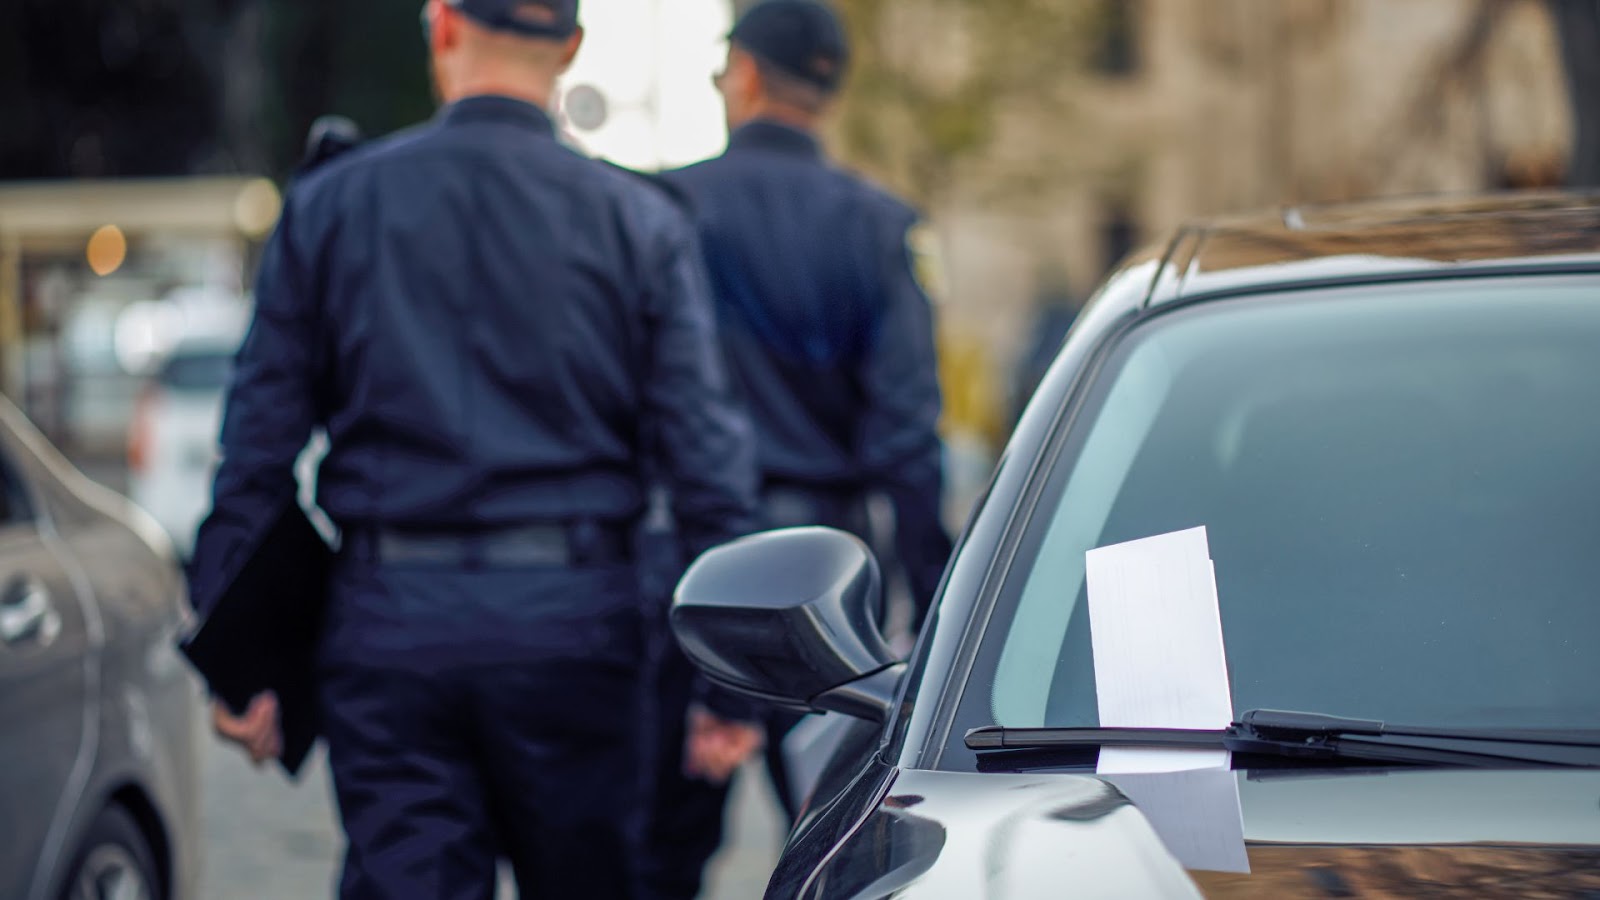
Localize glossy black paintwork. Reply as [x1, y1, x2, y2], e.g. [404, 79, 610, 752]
[704, 194, 1600, 897]
[813, 664, 907, 722]
[765, 749, 899, 900]
[672, 527, 899, 714]
[786, 767, 1600, 898]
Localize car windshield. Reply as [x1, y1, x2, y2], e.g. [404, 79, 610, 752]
[158, 349, 235, 392]
[978, 275, 1600, 735]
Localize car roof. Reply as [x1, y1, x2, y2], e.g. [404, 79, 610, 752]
[167, 335, 241, 356]
[1139, 190, 1600, 308]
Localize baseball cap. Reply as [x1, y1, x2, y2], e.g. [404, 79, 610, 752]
[730, 0, 850, 93]
[446, 0, 580, 39]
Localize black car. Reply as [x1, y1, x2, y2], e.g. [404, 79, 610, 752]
[0, 399, 203, 900]
[673, 193, 1600, 898]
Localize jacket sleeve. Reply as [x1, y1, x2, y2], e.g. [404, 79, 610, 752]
[639, 217, 765, 723]
[187, 192, 324, 614]
[857, 213, 955, 625]
[640, 218, 759, 564]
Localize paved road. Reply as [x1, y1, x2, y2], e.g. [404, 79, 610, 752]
[199, 736, 784, 899]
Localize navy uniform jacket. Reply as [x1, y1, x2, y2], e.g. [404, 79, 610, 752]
[188, 95, 757, 614]
[661, 120, 952, 615]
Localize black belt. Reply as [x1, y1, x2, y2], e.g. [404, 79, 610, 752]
[342, 521, 631, 568]
[760, 481, 870, 534]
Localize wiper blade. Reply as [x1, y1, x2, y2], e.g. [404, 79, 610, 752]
[965, 709, 1600, 768]
[1237, 709, 1600, 747]
[1230, 709, 1600, 768]
[964, 725, 1227, 751]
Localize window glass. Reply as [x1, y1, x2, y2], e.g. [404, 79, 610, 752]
[982, 277, 1600, 732]
[0, 443, 36, 528]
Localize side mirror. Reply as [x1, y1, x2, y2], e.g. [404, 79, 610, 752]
[671, 527, 905, 723]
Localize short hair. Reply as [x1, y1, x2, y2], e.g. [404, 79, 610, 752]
[460, 7, 570, 67]
[752, 56, 832, 116]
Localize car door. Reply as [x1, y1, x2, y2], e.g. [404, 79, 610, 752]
[0, 451, 93, 900]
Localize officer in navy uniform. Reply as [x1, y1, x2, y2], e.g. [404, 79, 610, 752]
[193, 1, 758, 897]
[640, 2, 954, 897]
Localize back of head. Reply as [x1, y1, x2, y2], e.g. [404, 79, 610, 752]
[732, 0, 849, 94]
[448, 0, 580, 41]
[726, 0, 850, 121]
[427, 0, 584, 105]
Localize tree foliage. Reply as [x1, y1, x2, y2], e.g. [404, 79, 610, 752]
[827, 0, 1108, 206]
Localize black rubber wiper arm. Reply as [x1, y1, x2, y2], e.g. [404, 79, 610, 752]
[1237, 709, 1600, 746]
[964, 725, 1227, 751]
[966, 709, 1600, 768]
[1231, 709, 1600, 768]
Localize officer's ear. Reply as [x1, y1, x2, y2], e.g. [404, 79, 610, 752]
[431, 0, 467, 54]
[726, 48, 764, 106]
[556, 26, 584, 74]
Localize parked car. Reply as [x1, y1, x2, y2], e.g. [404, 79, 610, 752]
[0, 397, 203, 900]
[673, 192, 1600, 898]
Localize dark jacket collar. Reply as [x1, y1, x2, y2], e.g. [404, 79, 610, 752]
[440, 95, 556, 136]
[726, 120, 823, 159]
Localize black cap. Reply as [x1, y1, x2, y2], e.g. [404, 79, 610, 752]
[447, 0, 580, 40]
[730, 0, 849, 94]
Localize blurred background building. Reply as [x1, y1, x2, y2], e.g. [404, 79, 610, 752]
[0, 0, 1596, 533]
[822, 0, 1581, 436]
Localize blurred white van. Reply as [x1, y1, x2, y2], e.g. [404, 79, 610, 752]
[127, 305, 330, 557]
[127, 333, 239, 559]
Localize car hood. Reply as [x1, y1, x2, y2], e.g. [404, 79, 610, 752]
[820, 767, 1600, 898]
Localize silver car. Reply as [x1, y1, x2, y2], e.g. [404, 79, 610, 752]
[0, 399, 203, 900]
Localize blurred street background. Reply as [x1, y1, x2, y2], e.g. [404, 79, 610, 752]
[199, 747, 783, 898]
[2, 0, 1598, 896]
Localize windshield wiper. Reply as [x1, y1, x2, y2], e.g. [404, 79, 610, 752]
[965, 709, 1600, 768]
[965, 725, 1229, 751]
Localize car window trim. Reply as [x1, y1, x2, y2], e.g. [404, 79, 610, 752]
[919, 306, 1149, 769]
[1160, 257, 1600, 313]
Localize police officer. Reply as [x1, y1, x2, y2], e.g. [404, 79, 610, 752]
[640, 2, 954, 896]
[194, 1, 758, 897]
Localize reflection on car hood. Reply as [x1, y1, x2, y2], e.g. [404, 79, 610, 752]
[829, 768, 1600, 898]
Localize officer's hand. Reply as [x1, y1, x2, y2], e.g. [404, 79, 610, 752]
[683, 706, 764, 785]
[212, 692, 282, 768]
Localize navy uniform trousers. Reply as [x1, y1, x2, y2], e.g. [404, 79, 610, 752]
[638, 485, 868, 900]
[317, 552, 644, 899]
